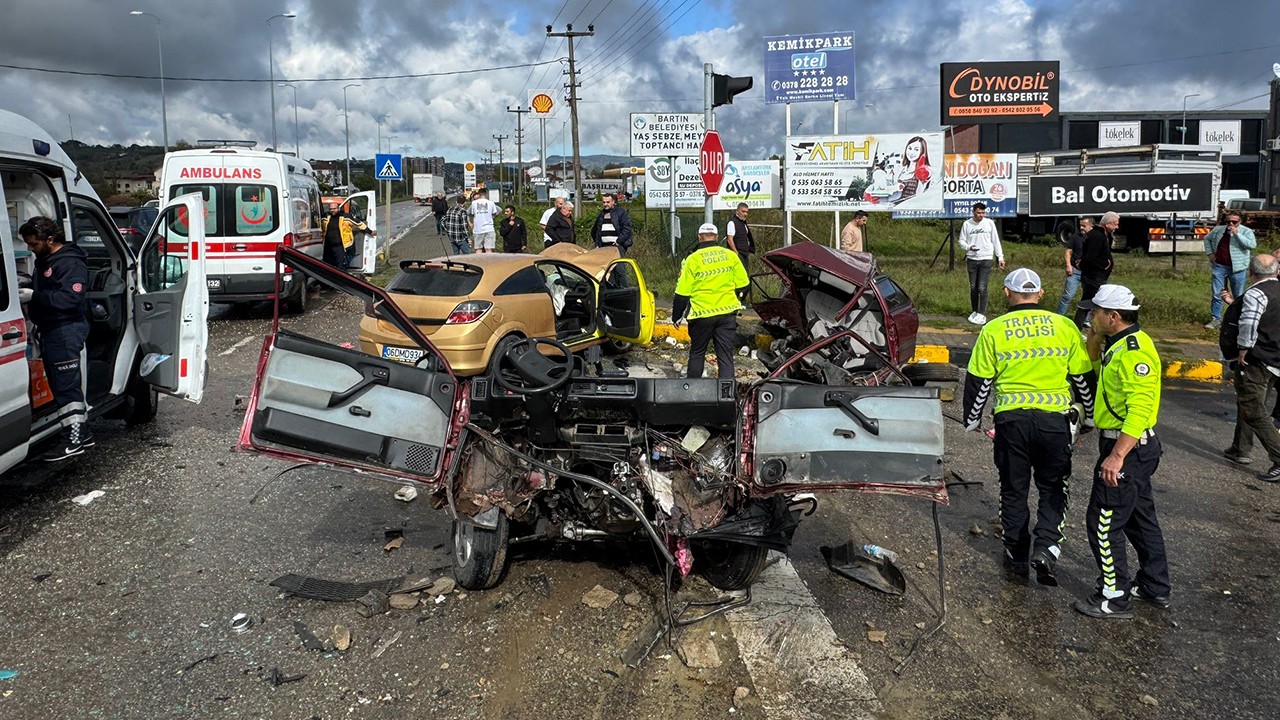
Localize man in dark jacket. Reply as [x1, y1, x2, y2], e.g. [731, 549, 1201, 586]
[430, 192, 448, 235]
[498, 205, 528, 253]
[1220, 254, 1280, 481]
[1073, 211, 1117, 328]
[590, 193, 633, 256]
[19, 216, 93, 461]
[544, 201, 576, 247]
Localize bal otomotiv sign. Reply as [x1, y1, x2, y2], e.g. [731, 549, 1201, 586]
[1028, 173, 1216, 216]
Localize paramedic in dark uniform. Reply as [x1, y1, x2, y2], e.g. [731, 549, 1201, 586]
[672, 223, 750, 379]
[19, 216, 94, 461]
[962, 268, 1095, 585]
[1073, 284, 1171, 619]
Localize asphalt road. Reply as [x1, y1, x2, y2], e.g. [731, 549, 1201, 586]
[0, 276, 1276, 719]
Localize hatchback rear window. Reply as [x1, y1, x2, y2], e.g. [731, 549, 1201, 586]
[387, 266, 483, 296]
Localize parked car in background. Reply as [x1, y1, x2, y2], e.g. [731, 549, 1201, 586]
[108, 205, 159, 252]
[358, 244, 654, 375]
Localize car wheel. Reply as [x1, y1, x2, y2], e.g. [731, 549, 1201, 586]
[122, 372, 159, 426]
[452, 511, 510, 590]
[901, 362, 962, 384]
[602, 338, 632, 356]
[694, 539, 770, 591]
[283, 282, 308, 315]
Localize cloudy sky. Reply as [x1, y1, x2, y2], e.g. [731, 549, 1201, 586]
[1, 0, 1276, 165]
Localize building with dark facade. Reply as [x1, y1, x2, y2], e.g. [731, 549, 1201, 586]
[949, 107, 1271, 201]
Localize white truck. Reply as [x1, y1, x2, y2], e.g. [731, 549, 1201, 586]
[413, 174, 444, 205]
[1004, 144, 1224, 253]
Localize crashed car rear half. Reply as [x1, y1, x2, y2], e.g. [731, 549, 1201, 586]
[238, 247, 947, 593]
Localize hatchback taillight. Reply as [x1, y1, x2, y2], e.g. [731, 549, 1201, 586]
[445, 300, 493, 324]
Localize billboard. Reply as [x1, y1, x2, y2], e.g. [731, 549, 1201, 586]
[644, 157, 703, 208]
[1028, 173, 1216, 215]
[1200, 120, 1241, 156]
[629, 113, 705, 157]
[715, 160, 780, 209]
[763, 32, 856, 105]
[940, 61, 1059, 125]
[785, 133, 945, 211]
[893, 153, 1018, 219]
[1098, 121, 1142, 148]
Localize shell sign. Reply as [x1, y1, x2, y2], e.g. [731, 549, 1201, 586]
[529, 89, 558, 118]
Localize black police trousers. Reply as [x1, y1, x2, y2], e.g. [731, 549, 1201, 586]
[1085, 435, 1170, 600]
[687, 314, 737, 379]
[40, 320, 90, 427]
[993, 409, 1073, 562]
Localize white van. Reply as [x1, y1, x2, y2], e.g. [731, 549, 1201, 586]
[0, 110, 209, 476]
[160, 144, 376, 313]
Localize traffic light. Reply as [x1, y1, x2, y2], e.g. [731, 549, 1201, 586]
[712, 73, 754, 107]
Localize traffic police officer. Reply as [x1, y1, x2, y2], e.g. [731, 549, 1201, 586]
[1074, 284, 1171, 619]
[672, 223, 749, 379]
[962, 268, 1095, 585]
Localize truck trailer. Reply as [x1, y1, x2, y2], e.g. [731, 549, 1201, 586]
[413, 174, 444, 204]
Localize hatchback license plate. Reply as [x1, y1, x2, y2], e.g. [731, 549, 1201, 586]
[381, 346, 425, 364]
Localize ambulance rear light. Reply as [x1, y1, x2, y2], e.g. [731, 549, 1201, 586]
[283, 232, 294, 248]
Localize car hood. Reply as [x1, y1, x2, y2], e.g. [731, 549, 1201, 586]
[539, 243, 621, 281]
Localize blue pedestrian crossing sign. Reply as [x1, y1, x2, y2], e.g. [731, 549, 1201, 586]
[375, 153, 402, 181]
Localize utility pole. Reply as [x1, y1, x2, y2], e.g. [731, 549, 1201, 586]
[492, 133, 509, 192]
[508, 105, 530, 203]
[484, 148, 496, 183]
[546, 23, 594, 218]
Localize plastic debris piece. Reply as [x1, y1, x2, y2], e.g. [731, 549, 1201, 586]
[866, 629, 887, 643]
[333, 625, 352, 651]
[139, 353, 171, 377]
[383, 537, 403, 552]
[371, 630, 403, 658]
[293, 620, 325, 651]
[265, 667, 306, 686]
[394, 486, 418, 502]
[681, 425, 711, 453]
[229, 613, 253, 634]
[71, 490, 106, 506]
[355, 590, 390, 618]
[0, 670, 18, 681]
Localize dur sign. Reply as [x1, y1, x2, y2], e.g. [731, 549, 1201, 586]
[1028, 173, 1215, 215]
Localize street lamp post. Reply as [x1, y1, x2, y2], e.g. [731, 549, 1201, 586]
[376, 113, 392, 156]
[279, 83, 299, 157]
[1181, 93, 1201, 144]
[343, 83, 360, 189]
[266, 12, 297, 151]
[129, 11, 167, 152]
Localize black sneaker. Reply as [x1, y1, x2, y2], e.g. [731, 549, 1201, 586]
[1223, 448, 1252, 466]
[1130, 584, 1171, 609]
[68, 422, 95, 449]
[1030, 549, 1059, 587]
[1256, 464, 1280, 482]
[42, 440, 85, 463]
[1072, 594, 1135, 620]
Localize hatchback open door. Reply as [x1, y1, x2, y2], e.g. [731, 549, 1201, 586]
[344, 190, 378, 274]
[749, 379, 947, 502]
[597, 258, 654, 345]
[238, 247, 462, 485]
[133, 192, 209, 402]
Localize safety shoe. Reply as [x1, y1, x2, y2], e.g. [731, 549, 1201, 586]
[1072, 594, 1135, 620]
[1223, 447, 1253, 466]
[1256, 464, 1280, 482]
[1030, 549, 1059, 587]
[1130, 583, 1172, 609]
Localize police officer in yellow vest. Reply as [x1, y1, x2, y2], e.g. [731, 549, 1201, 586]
[672, 223, 750, 378]
[963, 269, 1096, 585]
[1073, 284, 1171, 619]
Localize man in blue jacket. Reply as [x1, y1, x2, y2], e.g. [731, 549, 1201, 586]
[1204, 210, 1256, 329]
[19, 216, 93, 461]
[591, 193, 632, 256]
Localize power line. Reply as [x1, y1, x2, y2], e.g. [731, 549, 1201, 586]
[588, 0, 620, 25]
[580, 0, 699, 82]
[575, 0, 662, 67]
[0, 59, 561, 83]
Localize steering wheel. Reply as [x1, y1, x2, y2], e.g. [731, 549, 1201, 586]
[492, 337, 575, 395]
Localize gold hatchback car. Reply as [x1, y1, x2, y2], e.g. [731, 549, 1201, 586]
[358, 245, 655, 375]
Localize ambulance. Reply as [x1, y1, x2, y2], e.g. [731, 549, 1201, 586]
[0, 109, 209, 476]
[160, 143, 375, 313]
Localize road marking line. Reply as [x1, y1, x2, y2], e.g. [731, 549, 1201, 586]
[727, 553, 881, 720]
[219, 335, 256, 357]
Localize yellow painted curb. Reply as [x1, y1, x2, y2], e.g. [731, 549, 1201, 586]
[1163, 360, 1225, 381]
[911, 345, 951, 364]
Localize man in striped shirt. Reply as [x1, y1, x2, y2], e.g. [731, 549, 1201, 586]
[1223, 253, 1280, 481]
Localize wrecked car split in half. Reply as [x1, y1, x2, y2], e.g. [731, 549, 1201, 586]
[238, 247, 947, 592]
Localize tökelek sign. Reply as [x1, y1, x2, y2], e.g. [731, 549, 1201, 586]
[1028, 173, 1215, 215]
